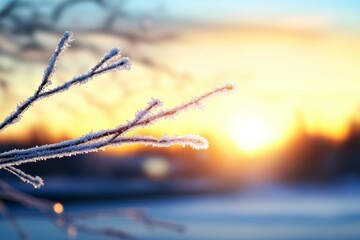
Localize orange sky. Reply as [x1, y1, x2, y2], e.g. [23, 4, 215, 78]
[1, 27, 360, 155]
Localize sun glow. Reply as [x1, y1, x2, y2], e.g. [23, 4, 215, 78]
[228, 113, 284, 154]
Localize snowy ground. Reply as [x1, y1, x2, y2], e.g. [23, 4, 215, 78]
[1, 180, 360, 240]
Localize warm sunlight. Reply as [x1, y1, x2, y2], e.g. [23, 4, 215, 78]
[228, 113, 284, 154]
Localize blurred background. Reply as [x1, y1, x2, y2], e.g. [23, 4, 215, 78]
[1, 0, 360, 239]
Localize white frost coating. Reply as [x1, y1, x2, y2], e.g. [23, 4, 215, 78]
[133, 98, 162, 123]
[0, 31, 235, 188]
[154, 135, 208, 150]
[0, 135, 207, 168]
[90, 48, 120, 73]
[137, 83, 236, 126]
[39, 31, 73, 94]
[0, 32, 73, 132]
[4, 166, 44, 189]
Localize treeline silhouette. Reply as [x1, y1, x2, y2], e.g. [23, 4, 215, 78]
[1, 120, 360, 185]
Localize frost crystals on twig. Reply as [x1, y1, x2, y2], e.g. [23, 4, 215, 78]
[0, 31, 235, 187]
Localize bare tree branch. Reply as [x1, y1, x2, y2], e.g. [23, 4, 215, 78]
[0, 200, 28, 240]
[0, 179, 185, 239]
[0, 31, 235, 188]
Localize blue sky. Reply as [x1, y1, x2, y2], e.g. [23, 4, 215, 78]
[127, 0, 360, 30]
[17, 0, 358, 31]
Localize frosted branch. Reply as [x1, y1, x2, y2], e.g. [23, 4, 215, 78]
[36, 31, 73, 96]
[117, 135, 209, 150]
[136, 84, 236, 126]
[0, 180, 52, 211]
[0, 135, 207, 168]
[0, 179, 183, 239]
[89, 48, 120, 74]
[0, 31, 130, 133]
[0, 200, 28, 240]
[0, 31, 235, 188]
[67, 223, 137, 240]
[64, 208, 184, 233]
[4, 166, 44, 189]
[0, 98, 163, 163]
[0, 84, 233, 169]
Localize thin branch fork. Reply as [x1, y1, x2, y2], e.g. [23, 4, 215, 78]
[0, 31, 235, 188]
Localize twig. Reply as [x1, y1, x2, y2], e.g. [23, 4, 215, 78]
[0, 32, 234, 187]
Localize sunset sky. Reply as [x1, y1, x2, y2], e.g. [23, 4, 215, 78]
[0, 0, 360, 155]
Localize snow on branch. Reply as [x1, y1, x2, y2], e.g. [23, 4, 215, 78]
[0, 31, 235, 187]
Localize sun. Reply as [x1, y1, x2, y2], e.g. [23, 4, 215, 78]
[228, 114, 281, 153]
